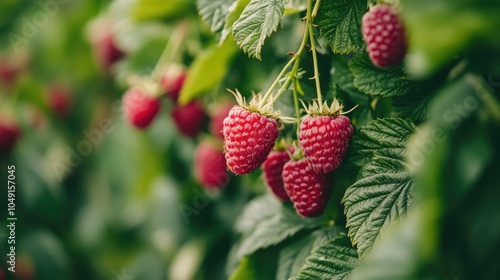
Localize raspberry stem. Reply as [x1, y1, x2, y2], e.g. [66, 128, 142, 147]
[307, 0, 323, 105]
[152, 21, 189, 76]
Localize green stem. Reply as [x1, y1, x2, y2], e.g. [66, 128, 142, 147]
[152, 21, 189, 77]
[307, 3, 323, 105]
[293, 81, 301, 137]
[260, 56, 298, 106]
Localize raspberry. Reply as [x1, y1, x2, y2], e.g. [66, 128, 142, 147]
[299, 99, 354, 174]
[362, 4, 407, 68]
[283, 158, 330, 217]
[210, 103, 234, 140]
[262, 147, 293, 201]
[122, 88, 161, 129]
[299, 114, 353, 174]
[223, 106, 279, 175]
[48, 85, 72, 117]
[96, 33, 125, 71]
[160, 65, 186, 102]
[194, 141, 229, 189]
[0, 120, 21, 155]
[171, 101, 207, 137]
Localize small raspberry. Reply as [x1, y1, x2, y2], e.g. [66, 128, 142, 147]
[362, 4, 407, 68]
[283, 157, 330, 217]
[210, 103, 234, 140]
[262, 147, 293, 201]
[299, 99, 354, 174]
[0, 120, 21, 155]
[160, 65, 186, 102]
[223, 106, 279, 175]
[194, 141, 229, 189]
[48, 85, 72, 117]
[123, 88, 161, 129]
[171, 101, 207, 137]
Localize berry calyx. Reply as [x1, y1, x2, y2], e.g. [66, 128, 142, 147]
[0, 120, 21, 155]
[122, 88, 161, 129]
[171, 100, 207, 138]
[194, 141, 229, 189]
[299, 99, 354, 174]
[223, 90, 281, 175]
[160, 65, 186, 102]
[362, 4, 407, 68]
[283, 157, 330, 217]
[262, 145, 293, 201]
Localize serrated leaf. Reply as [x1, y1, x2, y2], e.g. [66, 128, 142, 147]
[343, 156, 416, 257]
[220, 0, 251, 43]
[350, 53, 418, 97]
[235, 195, 280, 234]
[178, 37, 238, 104]
[315, 0, 367, 54]
[292, 235, 359, 280]
[346, 118, 417, 169]
[277, 227, 344, 280]
[197, 0, 234, 37]
[232, 0, 287, 59]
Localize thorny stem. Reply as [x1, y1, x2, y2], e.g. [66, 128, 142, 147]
[307, 0, 323, 105]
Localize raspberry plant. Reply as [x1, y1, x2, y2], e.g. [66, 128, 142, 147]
[1, 0, 499, 279]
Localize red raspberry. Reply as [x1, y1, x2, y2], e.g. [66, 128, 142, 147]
[194, 141, 229, 189]
[362, 4, 407, 68]
[122, 88, 161, 129]
[0, 61, 17, 87]
[96, 33, 125, 71]
[171, 101, 207, 137]
[299, 115, 353, 174]
[48, 85, 72, 117]
[223, 106, 279, 175]
[210, 103, 234, 140]
[160, 65, 186, 102]
[262, 147, 293, 201]
[283, 158, 330, 217]
[0, 120, 21, 155]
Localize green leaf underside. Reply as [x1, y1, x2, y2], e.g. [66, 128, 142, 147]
[197, 0, 234, 36]
[178, 37, 238, 104]
[347, 118, 417, 169]
[277, 227, 344, 280]
[232, 0, 287, 59]
[292, 235, 359, 280]
[343, 156, 416, 257]
[316, 0, 367, 54]
[235, 196, 322, 259]
[350, 53, 418, 97]
[221, 0, 251, 43]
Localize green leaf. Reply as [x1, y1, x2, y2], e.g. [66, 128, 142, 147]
[132, 0, 194, 21]
[277, 227, 344, 280]
[229, 257, 257, 280]
[196, 0, 235, 37]
[292, 234, 359, 280]
[232, 0, 287, 59]
[235, 196, 322, 259]
[285, 0, 307, 15]
[220, 0, 251, 43]
[315, 0, 367, 54]
[347, 118, 417, 169]
[349, 53, 418, 97]
[178, 37, 238, 104]
[343, 156, 416, 257]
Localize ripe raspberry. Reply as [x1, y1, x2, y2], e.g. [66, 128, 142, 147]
[160, 65, 186, 102]
[223, 106, 279, 175]
[48, 85, 72, 117]
[299, 100, 354, 174]
[96, 33, 125, 71]
[362, 4, 407, 68]
[283, 158, 330, 217]
[194, 141, 229, 189]
[171, 101, 207, 137]
[123, 88, 161, 129]
[262, 147, 293, 201]
[210, 103, 233, 140]
[0, 120, 21, 155]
